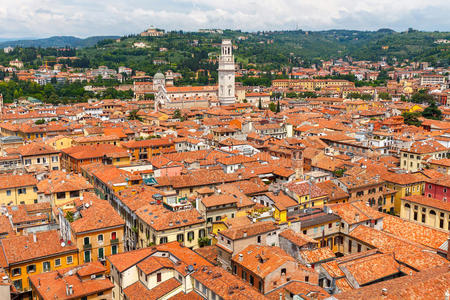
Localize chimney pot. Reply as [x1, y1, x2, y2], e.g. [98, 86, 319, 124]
[381, 288, 388, 296]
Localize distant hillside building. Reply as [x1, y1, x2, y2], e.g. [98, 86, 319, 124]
[9, 59, 23, 69]
[140, 27, 165, 37]
[3, 46, 13, 53]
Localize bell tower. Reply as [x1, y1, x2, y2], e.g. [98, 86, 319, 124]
[218, 39, 236, 106]
[292, 147, 304, 179]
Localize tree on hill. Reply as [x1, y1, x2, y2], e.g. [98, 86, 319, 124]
[402, 111, 422, 127]
[276, 100, 281, 113]
[173, 109, 182, 119]
[269, 102, 276, 112]
[411, 90, 433, 104]
[378, 92, 391, 100]
[128, 109, 143, 121]
[421, 101, 442, 120]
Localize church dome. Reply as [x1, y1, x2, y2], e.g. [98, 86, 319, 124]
[154, 72, 165, 80]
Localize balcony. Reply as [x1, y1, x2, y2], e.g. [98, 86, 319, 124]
[83, 243, 92, 250]
[110, 238, 119, 244]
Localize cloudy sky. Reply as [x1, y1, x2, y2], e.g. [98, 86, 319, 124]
[1, 0, 449, 39]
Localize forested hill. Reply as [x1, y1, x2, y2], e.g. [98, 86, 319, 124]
[0, 36, 119, 48]
[0, 29, 448, 77]
[80, 29, 449, 72]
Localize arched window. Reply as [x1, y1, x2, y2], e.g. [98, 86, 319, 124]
[429, 210, 436, 215]
[404, 203, 411, 208]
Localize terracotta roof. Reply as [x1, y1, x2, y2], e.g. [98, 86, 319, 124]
[219, 221, 278, 240]
[321, 260, 345, 278]
[349, 225, 449, 271]
[37, 170, 93, 194]
[191, 265, 268, 300]
[382, 215, 448, 251]
[334, 265, 450, 300]
[285, 181, 328, 198]
[136, 204, 204, 231]
[299, 247, 336, 264]
[156, 169, 246, 189]
[69, 193, 124, 234]
[137, 256, 173, 275]
[339, 253, 404, 286]
[194, 246, 218, 265]
[29, 262, 113, 300]
[0, 230, 77, 265]
[0, 174, 37, 190]
[107, 247, 155, 273]
[61, 144, 128, 160]
[123, 278, 181, 300]
[402, 194, 450, 212]
[16, 142, 59, 156]
[279, 229, 318, 247]
[402, 140, 447, 154]
[316, 180, 349, 201]
[233, 245, 296, 278]
[276, 281, 329, 299]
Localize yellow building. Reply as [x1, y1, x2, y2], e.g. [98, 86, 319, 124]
[60, 144, 131, 173]
[72, 135, 122, 147]
[135, 203, 206, 249]
[382, 172, 424, 215]
[14, 142, 61, 171]
[211, 216, 252, 244]
[252, 191, 299, 224]
[57, 193, 125, 267]
[122, 137, 175, 160]
[401, 195, 450, 231]
[400, 140, 448, 172]
[45, 135, 74, 150]
[0, 230, 79, 295]
[37, 170, 94, 207]
[0, 174, 38, 205]
[427, 158, 450, 175]
[81, 163, 142, 200]
[344, 100, 369, 112]
[285, 181, 329, 209]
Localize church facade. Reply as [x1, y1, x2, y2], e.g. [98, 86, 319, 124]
[146, 39, 237, 111]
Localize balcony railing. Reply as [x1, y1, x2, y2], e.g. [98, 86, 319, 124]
[110, 238, 119, 244]
[83, 243, 92, 250]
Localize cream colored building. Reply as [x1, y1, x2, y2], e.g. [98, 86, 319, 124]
[400, 140, 448, 172]
[400, 195, 450, 231]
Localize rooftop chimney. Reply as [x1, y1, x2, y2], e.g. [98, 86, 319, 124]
[381, 288, 388, 296]
[239, 254, 243, 262]
[243, 231, 247, 238]
[355, 213, 360, 222]
[33, 233, 37, 243]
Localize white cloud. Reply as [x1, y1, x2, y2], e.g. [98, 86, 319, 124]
[0, 0, 449, 38]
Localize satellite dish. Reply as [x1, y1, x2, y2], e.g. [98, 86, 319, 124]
[61, 242, 66, 247]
